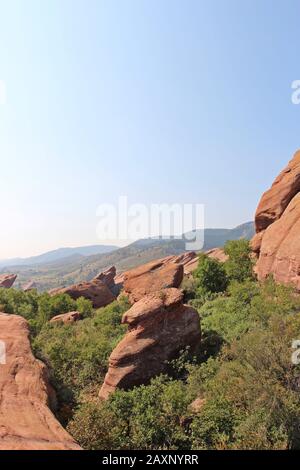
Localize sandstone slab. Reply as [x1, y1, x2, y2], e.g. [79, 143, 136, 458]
[123, 258, 184, 303]
[0, 313, 81, 450]
[0, 274, 17, 289]
[49, 279, 115, 309]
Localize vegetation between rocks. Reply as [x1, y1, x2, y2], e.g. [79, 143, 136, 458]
[4, 240, 300, 450]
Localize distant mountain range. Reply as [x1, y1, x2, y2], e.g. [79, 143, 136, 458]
[0, 245, 118, 269]
[1, 222, 254, 291]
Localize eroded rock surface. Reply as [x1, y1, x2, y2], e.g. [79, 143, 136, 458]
[255, 150, 300, 233]
[256, 193, 300, 288]
[0, 274, 17, 289]
[252, 150, 300, 289]
[49, 279, 115, 309]
[122, 258, 184, 303]
[205, 248, 228, 263]
[99, 288, 201, 399]
[94, 266, 116, 289]
[50, 311, 81, 324]
[0, 313, 81, 450]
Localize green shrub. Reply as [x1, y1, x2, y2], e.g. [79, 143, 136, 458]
[33, 296, 130, 410]
[189, 313, 300, 449]
[224, 239, 254, 283]
[68, 376, 192, 450]
[0, 288, 94, 334]
[193, 253, 228, 294]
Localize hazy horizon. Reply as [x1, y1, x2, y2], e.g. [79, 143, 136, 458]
[1, 0, 300, 258]
[0, 220, 253, 261]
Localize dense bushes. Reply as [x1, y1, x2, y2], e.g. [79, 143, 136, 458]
[189, 312, 300, 449]
[190, 240, 254, 305]
[0, 287, 130, 421]
[67, 279, 300, 450]
[5, 240, 300, 449]
[33, 296, 130, 414]
[0, 288, 92, 334]
[68, 376, 192, 450]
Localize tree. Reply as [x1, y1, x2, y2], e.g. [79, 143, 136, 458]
[224, 239, 254, 283]
[193, 253, 228, 294]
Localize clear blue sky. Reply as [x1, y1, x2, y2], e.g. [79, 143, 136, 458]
[1, 0, 300, 258]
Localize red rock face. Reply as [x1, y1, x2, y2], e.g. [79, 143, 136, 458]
[93, 266, 116, 289]
[205, 248, 228, 263]
[116, 253, 198, 297]
[0, 313, 81, 450]
[256, 193, 300, 288]
[50, 311, 81, 324]
[253, 150, 300, 289]
[23, 281, 38, 292]
[49, 279, 115, 309]
[123, 258, 184, 303]
[255, 150, 300, 233]
[0, 274, 17, 289]
[99, 288, 201, 399]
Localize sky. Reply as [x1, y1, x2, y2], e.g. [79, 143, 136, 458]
[1, 0, 300, 258]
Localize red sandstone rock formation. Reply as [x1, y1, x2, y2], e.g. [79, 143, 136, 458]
[255, 150, 300, 234]
[116, 252, 198, 297]
[99, 288, 201, 399]
[0, 313, 81, 450]
[23, 281, 38, 292]
[0, 274, 17, 289]
[50, 311, 81, 324]
[255, 193, 300, 288]
[252, 151, 300, 288]
[49, 279, 115, 309]
[206, 247, 228, 263]
[93, 266, 116, 289]
[123, 258, 184, 303]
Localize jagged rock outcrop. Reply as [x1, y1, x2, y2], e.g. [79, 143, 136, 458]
[255, 193, 300, 288]
[252, 151, 300, 288]
[116, 253, 198, 300]
[50, 311, 81, 324]
[94, 266, 122, 296]
[0, 313, 81, 450]
[99, 288, 201, 399]
[94, 266, 116, 289]
[49, 279, 115, 309]
[0, 274, 17, 289]
[255, 150, 300, 234]
[206, 247, 228, 263]
[122, 258, 184, 303]
[23, 281, 38, 292]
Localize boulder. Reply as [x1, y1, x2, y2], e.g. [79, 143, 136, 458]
[123, 258, 184, 303]
[50, 311, 81, 324]
[254, 150, 300, 233]
[0, 274, 17, 289]
[114, 251, 198, 303]
[0, 313, 81, 450]
[49, 279, 115, 309]
[99, 288, 201, 399]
